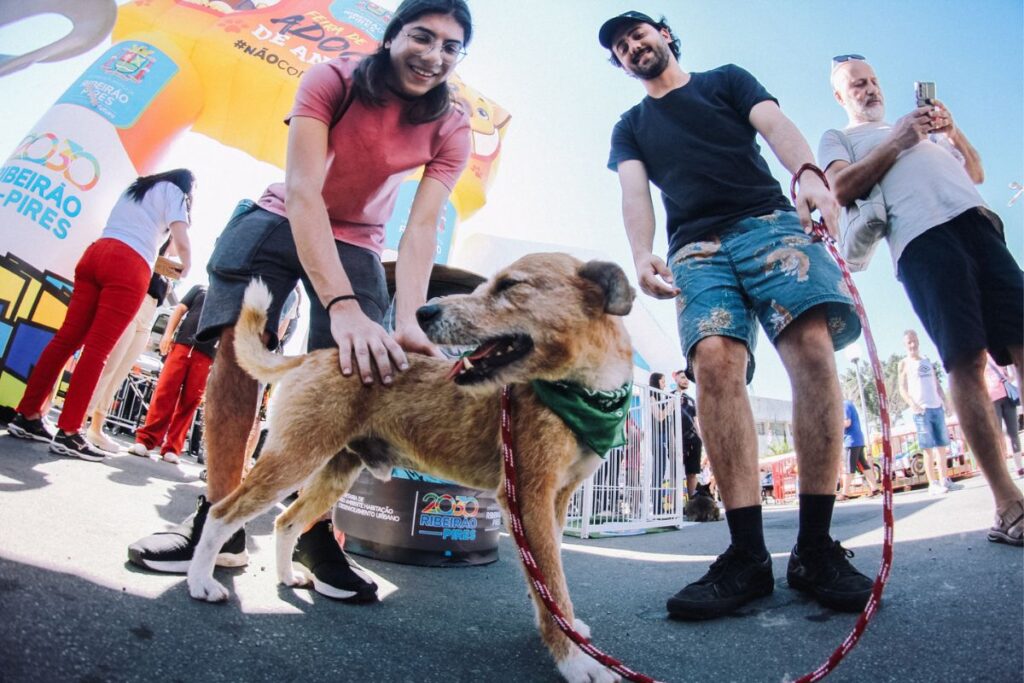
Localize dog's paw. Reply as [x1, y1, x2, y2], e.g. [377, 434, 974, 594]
[557, 650, 620, 683]
[572, 618, 591, 640]
[187, 574, 230, 603]
[279, 564, 313, 589]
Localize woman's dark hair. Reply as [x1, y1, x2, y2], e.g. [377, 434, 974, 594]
[608, 16, 680, 68]
[126, 168, 195, 220]
[351, 0, 472, 124]
[649, 372, 665, 388]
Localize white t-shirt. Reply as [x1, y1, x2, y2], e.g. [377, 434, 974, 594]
[818, 122, 984, 273]
[905, 356, 943, 409]
[100, 181, 190, 266]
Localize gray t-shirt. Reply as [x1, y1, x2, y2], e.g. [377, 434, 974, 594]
[818, 122, 984, 272]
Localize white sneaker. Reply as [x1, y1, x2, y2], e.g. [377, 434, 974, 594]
[85, 429, 119, 453]
[162, 452, 180, 464]
[928, 483, 948, 496]
[127, 442, 152, 458]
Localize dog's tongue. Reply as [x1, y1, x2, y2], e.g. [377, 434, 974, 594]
[446, 340, 501, 381]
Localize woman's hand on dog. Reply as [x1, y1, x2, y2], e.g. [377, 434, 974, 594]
[330, 301, 409, 385]
[634, 253, 680, 299]
[394, 322, 445, 361]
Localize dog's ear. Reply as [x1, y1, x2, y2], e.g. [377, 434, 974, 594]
[578, 261, 635, 316]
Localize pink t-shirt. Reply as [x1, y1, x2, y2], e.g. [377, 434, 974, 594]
[258, 59, 471, 255]
[985, 360, 1009, 402]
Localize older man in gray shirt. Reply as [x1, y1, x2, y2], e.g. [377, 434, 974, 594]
[819, 55, 1024, 547]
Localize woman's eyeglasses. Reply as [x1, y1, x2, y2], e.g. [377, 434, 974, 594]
[404, 31, 467, 64]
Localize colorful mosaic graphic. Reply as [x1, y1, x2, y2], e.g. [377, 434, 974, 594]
[0, 253, 73, 407]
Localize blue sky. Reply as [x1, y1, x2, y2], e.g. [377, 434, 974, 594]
[1, 0, 1021, 402]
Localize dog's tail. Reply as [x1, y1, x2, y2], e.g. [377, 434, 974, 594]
[235, 280, 306, 383]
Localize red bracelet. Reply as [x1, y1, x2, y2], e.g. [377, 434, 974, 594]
[790, 163, 830, 200]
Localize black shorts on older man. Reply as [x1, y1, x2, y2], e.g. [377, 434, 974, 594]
[897, 208, 1024, 371]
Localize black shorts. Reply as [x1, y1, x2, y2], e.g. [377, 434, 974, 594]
[846, 445, 869, 475]
[897, 208, 1023, 370]
[682, 438, 702, 476]
[198, 203, 389, 351]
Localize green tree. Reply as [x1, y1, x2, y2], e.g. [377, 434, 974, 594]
[840, 353, 908, 431]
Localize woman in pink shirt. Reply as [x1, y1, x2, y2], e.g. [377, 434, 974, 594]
[128, 0, 473, 602]
[985, 355, 1023, 477]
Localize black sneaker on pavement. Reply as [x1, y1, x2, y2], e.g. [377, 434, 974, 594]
[666, 545, 774, 620]
[7, 414, 55, 443]
[293, 520, 378, 603]
[50, 431, 108, 461]
[127, 495, 248, 574]
[786, 539, 874, 612]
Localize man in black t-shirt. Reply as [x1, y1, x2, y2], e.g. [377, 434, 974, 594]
[128, 285, 217, 464]
[672, 369, 702, 497]
[599, 10, 871, 620]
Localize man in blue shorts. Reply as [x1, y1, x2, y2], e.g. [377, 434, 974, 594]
[600, 10, 872, 620]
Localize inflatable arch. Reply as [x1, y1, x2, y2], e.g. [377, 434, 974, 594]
[0, 0, 510, 409]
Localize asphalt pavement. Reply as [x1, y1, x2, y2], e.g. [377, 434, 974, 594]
[1, 430, 1021, 683]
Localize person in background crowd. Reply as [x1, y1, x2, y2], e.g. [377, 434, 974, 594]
[673, 369, 702, 498]
[127, 284, 216, 464]
[84, 247, 175, 453]
[898, 330, 959, 495]
[648, 372, 674, 514]
[985, 355, 1023, 478]
[7, 169, 193, 461]
[838, 399, 881, 499]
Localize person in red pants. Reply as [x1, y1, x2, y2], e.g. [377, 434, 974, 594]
[128, 285, 215, 464]
[7, 170, 194, 461]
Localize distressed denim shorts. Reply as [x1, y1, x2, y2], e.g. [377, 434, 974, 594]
[913, 406, 950, 449]
[668, 210, 860, 382]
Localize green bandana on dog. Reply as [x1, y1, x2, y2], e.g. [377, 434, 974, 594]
[530, 380, 632, 456]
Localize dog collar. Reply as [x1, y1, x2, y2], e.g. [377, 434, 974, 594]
[530, 380, 632, 456]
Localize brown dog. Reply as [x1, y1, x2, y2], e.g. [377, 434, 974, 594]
[186, 253, 635, 683]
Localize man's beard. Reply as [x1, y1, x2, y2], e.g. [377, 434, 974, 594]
[629, 44, 671, 80]
[858, 101, 885, 122]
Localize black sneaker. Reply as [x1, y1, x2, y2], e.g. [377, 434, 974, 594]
[293, 520, 378, 603]
[666, 545, 774, 620]
[7, 414, 55, 443]
[50, 430, 107, 461]
[127, 495, 248, 574]
[787, 539, 874, 612]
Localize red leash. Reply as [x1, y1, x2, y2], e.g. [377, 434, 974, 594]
[500, 386, 662, 683]
[788, 164, 895, 682]
[495, 164, 894, 682]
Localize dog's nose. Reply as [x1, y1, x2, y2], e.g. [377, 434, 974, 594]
[416, 303, 442, 329]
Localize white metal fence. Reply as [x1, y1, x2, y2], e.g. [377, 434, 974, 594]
[564, 385, 689, 538]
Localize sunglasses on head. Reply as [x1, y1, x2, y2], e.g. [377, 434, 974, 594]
[831, 53, 866, 67]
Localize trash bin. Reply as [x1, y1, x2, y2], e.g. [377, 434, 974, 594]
[334, 468, 503, 566]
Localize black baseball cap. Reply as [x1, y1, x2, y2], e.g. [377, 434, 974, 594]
[598, 11, 658, 49]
